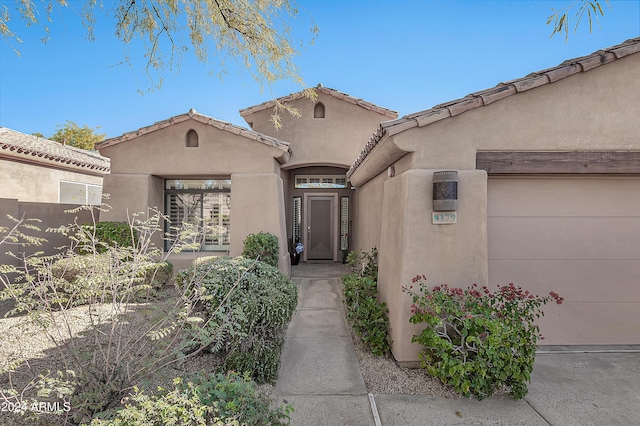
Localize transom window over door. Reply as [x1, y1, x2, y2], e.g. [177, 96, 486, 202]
[165, 179, 230, 251]
[295, 175, 347, 189]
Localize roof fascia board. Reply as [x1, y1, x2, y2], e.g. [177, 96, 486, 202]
[477, 151, 640, 174]
[348, 132, 410, 187]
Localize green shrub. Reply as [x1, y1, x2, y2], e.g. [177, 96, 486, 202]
[0, 207, 231, 423]
[91, 372, 293, 426]
[144, 260, 173, 290]
[241, 232, 280, 268]
[346, 248, 378, 279]
[175, 257, 298, 384]
[342, 249, 390, 356]
[80, 221, 135, 254]
[50, 253, 172, 304]
[194, 371, 293, 425]
[193, 256, 220, 267]
[406, 276, 564, 399]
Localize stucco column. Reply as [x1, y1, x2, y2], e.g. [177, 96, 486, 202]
[230, 173, 290, 276]
[100, 174, 164, 221]
[100, 173, 164, 248]
[378, 169, 488, 365]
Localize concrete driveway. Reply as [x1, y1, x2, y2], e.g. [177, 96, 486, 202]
[373, 350, 640, 426]
[526, 350, 640, 425]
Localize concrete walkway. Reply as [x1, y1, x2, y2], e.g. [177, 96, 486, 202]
[275, 264, 640, 426]
[275, 264, 373, 425]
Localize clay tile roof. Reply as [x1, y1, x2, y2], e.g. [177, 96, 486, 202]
[0, 127, 110, 174]
[96, 109, 292, 154]
[346, 37, 640, 179]
[239, 84, 399, 119]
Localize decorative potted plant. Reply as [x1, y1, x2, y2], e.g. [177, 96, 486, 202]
[289, 238, 303, 265]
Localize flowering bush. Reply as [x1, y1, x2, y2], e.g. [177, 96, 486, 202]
[405, 276, 563, 399]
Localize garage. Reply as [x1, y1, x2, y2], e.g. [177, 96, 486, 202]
[487, 175, 640, 345]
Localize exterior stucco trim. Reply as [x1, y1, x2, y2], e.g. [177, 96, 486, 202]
[239, 84, 399, 120]
[348, 132, 410, 187]
[477, 151, 640, 174]
[346, 37, 640, 181]
[281, 161, 353, 170]
[96, 109, 292, 161]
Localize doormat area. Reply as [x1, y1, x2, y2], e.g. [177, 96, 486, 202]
[295, 261, 347, 267]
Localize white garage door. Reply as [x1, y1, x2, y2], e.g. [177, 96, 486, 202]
[488, 176, 640, 345]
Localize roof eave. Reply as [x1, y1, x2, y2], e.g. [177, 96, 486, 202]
[95, 110, 292, 156]
[347, 123, 412, 187]
[0, 150, 110, 175]
[240, 84, 399, 120]
[346, 36, 640, 179]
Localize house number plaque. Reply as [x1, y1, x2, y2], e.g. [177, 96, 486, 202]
[432, 212, 457, 224]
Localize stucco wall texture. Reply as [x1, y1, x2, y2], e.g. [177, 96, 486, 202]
[352, 49, 640, 362]
[0, 198, 99, 273]
[0, 160, 103, 203]
[94, 45, 640, 362]
[99, 119, 290, 272]
[244, 91, 393, 169]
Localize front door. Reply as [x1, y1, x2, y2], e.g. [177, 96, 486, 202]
[305, 195, 336, 260]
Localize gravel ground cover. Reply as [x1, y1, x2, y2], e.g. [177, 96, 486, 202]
[0, 296, 237, 426]
[0, 286, 460, 425]
[347, 319, 459, 398]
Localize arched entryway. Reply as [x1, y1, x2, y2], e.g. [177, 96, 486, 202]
[284, 166, 352, 262]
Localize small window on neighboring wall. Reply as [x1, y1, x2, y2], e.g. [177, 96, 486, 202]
[313, 102, 325, 118]
[186, 129, 199, 147]
[59, 181, 103, 205]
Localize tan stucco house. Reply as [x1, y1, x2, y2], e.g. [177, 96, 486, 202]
[0, 127, 110, 272]
[348, 36, 640, 363]
[96, 85, 398, 275]
[0, 127, 109, 204]
[97, 37, 640, 363]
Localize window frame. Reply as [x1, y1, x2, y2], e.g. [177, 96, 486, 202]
[58, 180, 102, 205]
[164, 179, 231, 252]
[294, 174, 347, 189]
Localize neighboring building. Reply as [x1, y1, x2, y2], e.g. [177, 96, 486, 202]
[97, 37, 640, 362]
[0, 127, 109, 204]
[96, 86, 397, 274]
[347, 37, 640, 363]
[0, 128, 110, 271]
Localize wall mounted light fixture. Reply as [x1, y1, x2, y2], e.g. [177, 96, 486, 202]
[433, 171, 458, 211]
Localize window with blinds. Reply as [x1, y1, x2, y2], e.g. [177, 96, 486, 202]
[165, 179, 231, 252]
[292, 196, 301, 244]
[340, 197, 349, 251]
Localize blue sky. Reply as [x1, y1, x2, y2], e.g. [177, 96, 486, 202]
[1, 0, 639, 139]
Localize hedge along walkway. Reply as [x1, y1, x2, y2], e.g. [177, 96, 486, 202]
[273, 265, 549, 426]
[274, 264, 377, 426]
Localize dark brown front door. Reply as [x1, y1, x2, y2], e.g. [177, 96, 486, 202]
[306, 196, 335, 260]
